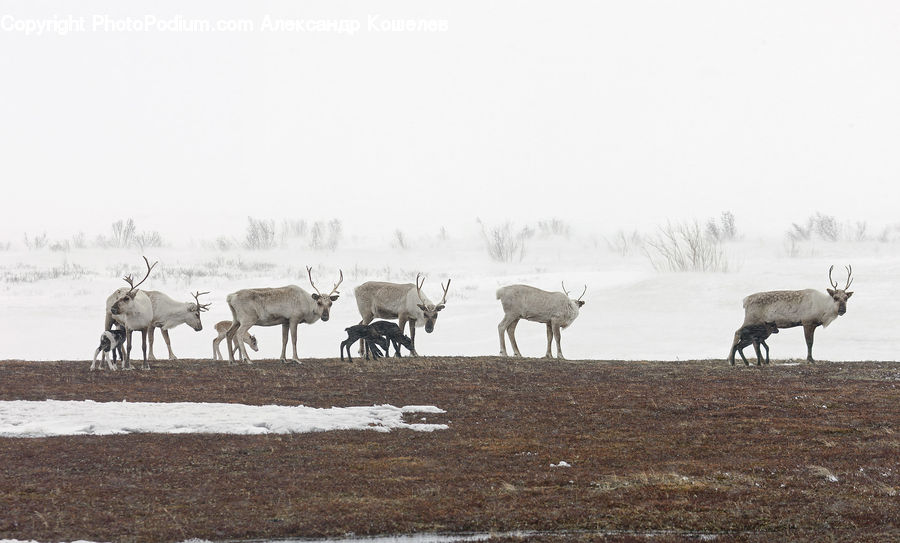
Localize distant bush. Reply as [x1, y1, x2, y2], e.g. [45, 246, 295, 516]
[244, 217, 276, 250]
[705, 211, 738, 242]
[23, 232, 48, 250]
[478, 219, 528, 262]
[536, 218, 571, 238]
[787, 213, 877, 243]
[95, 219, 164, 250]
[606, 229, 643, 257]
[309, 219, 342, 251]
[644, 220, 729, 272]
[392, 229, 409, 250]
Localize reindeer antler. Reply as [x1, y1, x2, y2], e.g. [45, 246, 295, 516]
[123, 256, 157, 294]
[844, 264, 853, 290]
[329, 269, 344, 296]
[308, 267, 343, 296]
[416, 273, 427, 304]
[562, 281, 587, 301]
[439, 278, 451, 306]
[191, 291, 211, 312]
[306, 266, 321, 295]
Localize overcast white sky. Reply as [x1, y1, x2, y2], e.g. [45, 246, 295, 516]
[2, 1, 899, 240]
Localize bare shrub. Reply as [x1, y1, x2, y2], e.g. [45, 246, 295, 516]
[787, 213, 874, 243]
[392, 229, 409, 250]
[49, 240, 70, 252]
[133, 231, 164, 251]
[537, 218, 571, 238]
[644, 220, 729, 272]
[244, 217, 276, 250]
[705, 211, 738, 242]
[478, 219, 528, 262]
[71, 232, 87, 249]
[24, 232, 48, 250]
[606, 229, 643, 256]
[813, 213, 840, 242]
[110, 219, 136, 248]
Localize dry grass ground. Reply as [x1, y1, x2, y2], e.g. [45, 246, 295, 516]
[0, 357, 898, 543]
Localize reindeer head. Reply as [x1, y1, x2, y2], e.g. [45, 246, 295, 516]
[247, 334, 259, 352]
[562, 282, 587, 309]
[110, 256, 157, 316]
[185, 291, 211, 331]
[826, 265, 854, 316]
[307, 267, 343, 322]
[415, 274, 451, 333]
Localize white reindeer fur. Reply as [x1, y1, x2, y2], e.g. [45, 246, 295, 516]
[225, 284, 337, 364]
[143, 290, 204, 360]
[742, 289, 841, 328]
[496, 284, 584, 359]
[212, 319, 258, 361]
[104, 287, 154, 370]
[354, 278, 448, 356]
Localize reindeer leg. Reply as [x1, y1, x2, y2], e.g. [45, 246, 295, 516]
[506, 319, 522, 357]
[358, 312, 374, 355]
[290, 322, 301, 364]
[213, 335, 222, 361]
[803, 324, 817, 363]
[225, 321, 241, 365]
[544, 323, 553, 359]
[279, 323, 290, 363]
[498, 315, 513, 357]
[161, 329, 177, 360]
[752, 339, 763, 366]
[124, 330, 134, 370]
[762, 340, 771, 365]
[553, 324, 565, 360]
[407, 318, 420, 357]
[147, 327, 158, 361]
[235, 324, 254, 364]
[727, 330, 742, 366]
[140, 330, 150, 370]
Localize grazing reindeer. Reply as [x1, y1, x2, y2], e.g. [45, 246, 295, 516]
[91, 328, 126, 371]
[225, 267, 343, 364]
[354, 274, 451, 356]
[340, 325, 389, 362]
[104, 256, 158, 370]
[212, 320, 259, 361]
[369, 320, 414, 358]
[496, 282, 586, 359]
[728, 265, 854, 364]
[145, 290, 210, 360]
[729, 322, 779, 366]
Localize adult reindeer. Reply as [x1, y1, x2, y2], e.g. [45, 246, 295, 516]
[145, 290, 210, 360]
[728, 265, 854, 364]
[354, 273, 451, 357]
[225, 267, 343, 364]
[104, 256, 158, 370]
[496, 282, 586, 359]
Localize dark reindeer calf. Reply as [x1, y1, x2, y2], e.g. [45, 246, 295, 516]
[730, 322, 779, 366]
[91, 328, 127, 371]
[369, 320, 415, 357]
[340, 325, 389, 362]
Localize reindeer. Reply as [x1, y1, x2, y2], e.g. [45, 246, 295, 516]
[729, 322, 779, 366]
[728, 265, 853, 364]
[496, 282, 586, 359]
[104, 256, 157, 370]
[212, 320, 259, 361]
[369, 320, 415, 358]
[354, 274, 450, 356]
[339, 324, 389, 362]
[144, 290, 210, 360]
[225, 267, 343, 364]
[91, 328, 126, 371]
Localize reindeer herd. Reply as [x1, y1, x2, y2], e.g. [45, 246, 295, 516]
[93, 256, 855, 370]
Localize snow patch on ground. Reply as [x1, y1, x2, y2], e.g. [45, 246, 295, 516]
[0, 400, 448, 438]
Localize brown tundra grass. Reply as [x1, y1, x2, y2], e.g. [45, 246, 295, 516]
[0, 357, 898, 543]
